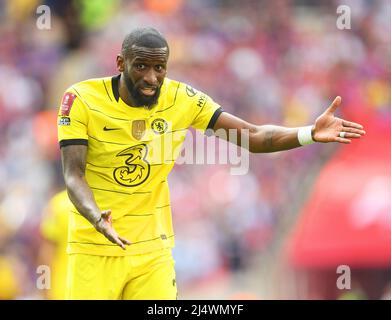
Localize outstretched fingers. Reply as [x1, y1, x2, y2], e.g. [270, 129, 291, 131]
[119, 236, 131, 246]
[111, 233, 127, 250]
[335, 136, 351, 144]
[342, 119, 365, 131]
[337, 119, 366, 143]
[110, 230, 131, 249]
[340, 126, 366, 136]
[335, 125, 365, 143]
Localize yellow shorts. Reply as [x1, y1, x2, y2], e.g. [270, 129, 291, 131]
[66, 248, 177, 300]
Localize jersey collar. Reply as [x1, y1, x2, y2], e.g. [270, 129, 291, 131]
[111, 74, 121, 102]
[111, 74, 167, 109]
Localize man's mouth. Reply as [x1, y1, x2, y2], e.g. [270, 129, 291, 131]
[139, 87, 157, 96]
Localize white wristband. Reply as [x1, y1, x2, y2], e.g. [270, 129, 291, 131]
[297, 126, 315, 145]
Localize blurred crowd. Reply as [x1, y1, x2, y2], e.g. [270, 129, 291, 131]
[0, 0, 390, 299]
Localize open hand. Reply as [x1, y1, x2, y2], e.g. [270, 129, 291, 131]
[94, 209, 131, 250]
[313, 96, 366, 144]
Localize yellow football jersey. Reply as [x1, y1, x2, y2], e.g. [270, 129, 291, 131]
[40, 189, 73, 299]
[57, 75, 222, 256]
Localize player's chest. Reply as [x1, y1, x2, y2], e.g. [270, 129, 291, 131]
[87, 106, 188, 145]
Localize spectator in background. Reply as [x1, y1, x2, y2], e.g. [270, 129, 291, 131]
[39, 190, 72, 300]
[0, 255, 21, 300]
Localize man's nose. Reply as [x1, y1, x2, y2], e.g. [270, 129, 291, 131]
[143, 69, 158, 85]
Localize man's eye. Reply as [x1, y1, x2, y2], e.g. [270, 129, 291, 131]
[155, 65, 164, 71]
[136, 64, 145, 70]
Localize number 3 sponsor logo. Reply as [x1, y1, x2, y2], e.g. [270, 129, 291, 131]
[113, 144, 150, 187]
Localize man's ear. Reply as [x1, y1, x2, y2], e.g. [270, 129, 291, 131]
[116, 54, 124, 72]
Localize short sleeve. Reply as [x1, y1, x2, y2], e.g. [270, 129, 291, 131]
[57, 88, 89, 148]
[190, 89, 223, 133]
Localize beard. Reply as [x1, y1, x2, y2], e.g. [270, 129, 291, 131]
[123, 74, 161, 109]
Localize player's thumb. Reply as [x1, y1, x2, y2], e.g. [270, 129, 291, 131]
[101, 209, 112, 220]
[326, 96, 341, 114]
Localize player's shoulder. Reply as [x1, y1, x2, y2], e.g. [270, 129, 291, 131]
[165, 78, 208, 102]
[64, 76, 111, 96]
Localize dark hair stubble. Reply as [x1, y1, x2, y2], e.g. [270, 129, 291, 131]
[123, 69, 161, 108]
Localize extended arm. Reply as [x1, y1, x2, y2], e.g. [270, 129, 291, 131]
[212, 96, 365, 152]
[61, 145, 130, 249]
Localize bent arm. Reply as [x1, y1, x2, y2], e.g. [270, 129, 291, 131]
[212, 112, 306, 153]
[61, 144, 131, 249]
[61, 145, 101, 226]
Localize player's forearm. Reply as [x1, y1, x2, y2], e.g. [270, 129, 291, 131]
[64, 175, 102, 226]
[212, 113, 314, 153]
[249, 125, 308, 153]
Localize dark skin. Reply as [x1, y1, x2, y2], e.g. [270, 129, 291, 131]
[117, 45, 168, 107]
[61, 144, 130, 249]
[61, 45, 366, 248]
[213, 97, 365, 152]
